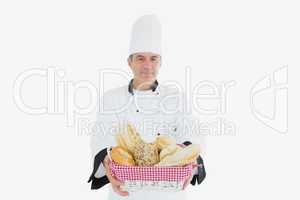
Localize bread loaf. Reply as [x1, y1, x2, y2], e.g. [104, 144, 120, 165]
[115, 124, 143, 153]
[115, 123, 160, 166]
[159, 144, 182, 160]
[114, 123, 202, 167]
[111, 146, 135, 166]
[155, 135, 176, 150]
[133, 142, 160, 166]
[156, 144, 200, 166]
[116, 133, 128, 151]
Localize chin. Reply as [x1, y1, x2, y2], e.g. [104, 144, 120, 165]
[141, 77, 155, 82]
[138, 75, 154, 81]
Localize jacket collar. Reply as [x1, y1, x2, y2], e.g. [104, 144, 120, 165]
[128, 79, 159, 95]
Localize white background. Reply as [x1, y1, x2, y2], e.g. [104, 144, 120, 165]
[0, 0, 299, 199]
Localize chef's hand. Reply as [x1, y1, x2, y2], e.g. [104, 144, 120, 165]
[182, 175, 193, 190]
[103, 155, 129, 196]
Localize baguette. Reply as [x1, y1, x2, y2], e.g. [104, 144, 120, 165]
[115, 124, 143, 153]
[155, 135, 176, 150]
[157, 144, 200, 166]
[115, 133, 128, 151]
[115, 123, 160, 166]
[159, 144, 182, 161]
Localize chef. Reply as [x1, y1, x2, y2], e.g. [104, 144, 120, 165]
[88, 15, 206, 200]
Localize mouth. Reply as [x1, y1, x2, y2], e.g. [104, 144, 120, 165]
[141, 71, 154, 74]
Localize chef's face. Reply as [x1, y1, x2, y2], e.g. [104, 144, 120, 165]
[128, 52, 161, 83]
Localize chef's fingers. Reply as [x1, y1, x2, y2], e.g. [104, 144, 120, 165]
[103, 156, 115, 179]
[103, 164, 123, 185]
[112, 185, 129, 196]
[182, 177, 191, 190]
[103, 156, 129, 196]
[103, 155, 110, 166]
[109, 174, 124, 186]
[182, 175, 193, 190]
[103, 156, 124, 186]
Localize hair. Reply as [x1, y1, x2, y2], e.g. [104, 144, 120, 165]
[128, 54, 134, 62]
[127, 54, 162, 63]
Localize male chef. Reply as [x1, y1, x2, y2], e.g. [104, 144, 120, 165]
[88, 15, 206, 200]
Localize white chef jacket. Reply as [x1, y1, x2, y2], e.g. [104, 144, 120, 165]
[89, 80, 205, 200]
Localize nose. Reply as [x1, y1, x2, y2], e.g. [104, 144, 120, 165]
[142, 60, 152, 69]
[142, 64, 151, 69]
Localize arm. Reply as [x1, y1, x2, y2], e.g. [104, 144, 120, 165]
[87, 148, 109, 189]
[183, 141, 206, 186]
[87, 94, 119, 190]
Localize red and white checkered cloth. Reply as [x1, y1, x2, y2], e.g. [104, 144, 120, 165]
[109, 161, 195, 182]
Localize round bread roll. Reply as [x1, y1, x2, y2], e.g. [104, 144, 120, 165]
[133, 142, 159, 166]
[111, 146, 135, 166]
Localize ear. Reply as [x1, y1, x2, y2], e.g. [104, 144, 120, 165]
[159, 57, 162, 67]
[127, 57, 130, 65]
[128, 58, 133, 69]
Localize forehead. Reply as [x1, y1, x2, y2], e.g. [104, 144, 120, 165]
[133, 52, 160, 58]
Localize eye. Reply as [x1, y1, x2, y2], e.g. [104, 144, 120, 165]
[151, 57, 159, 62]
[136, 57, 144, 62]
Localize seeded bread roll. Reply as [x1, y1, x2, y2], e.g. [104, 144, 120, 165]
[111, 146, 135, 166]
[133, 142, 160, 166]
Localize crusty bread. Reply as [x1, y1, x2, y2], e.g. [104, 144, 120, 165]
[115, 124, 143, 153]
[133, 142, 160, 166]
[116, 133, 128, 151]
[157, 144, 201, 166]
[114, 123, 201, 167]
[115, 123, 160, 166]
[159, 144, 182, 160]
[155, 135, 176, 150]
[111, 146, 135, 166]
[127, 124, 143, 145]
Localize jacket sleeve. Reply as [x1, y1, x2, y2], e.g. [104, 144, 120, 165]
[87, 94, 119, 190]
[87, 148, 109, 189]
[182, 141, 206, 186]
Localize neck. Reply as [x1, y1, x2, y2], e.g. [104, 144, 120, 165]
[132, 79, 156, 91]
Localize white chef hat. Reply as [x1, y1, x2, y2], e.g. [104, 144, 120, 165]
[129, 14, 162, 56]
